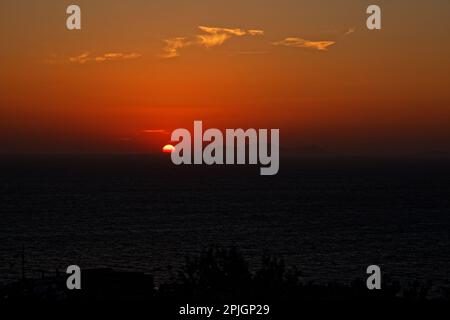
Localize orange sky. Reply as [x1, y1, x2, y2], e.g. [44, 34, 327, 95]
[1, 0, 449, 154]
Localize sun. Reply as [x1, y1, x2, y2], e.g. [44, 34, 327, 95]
[162, 144, 175, 153]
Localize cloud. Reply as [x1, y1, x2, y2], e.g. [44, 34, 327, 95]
[94, 52, 141, 62]
[196, 26, 247, 48]
[197, 26, 263, 48]
[69, 52, 91, 64]
[273, 37, 336, 51]
[142, 129, 169, 135]
[161, 26, 264, 58]
[248, 29, 265, 36]
[199, 26, 248, 37]
[160, 37, 192, 58]
[69, 52, 141, 64]
[344, 28, 355, 36]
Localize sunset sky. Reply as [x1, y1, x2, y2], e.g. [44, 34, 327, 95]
[1, 0, 449, 154]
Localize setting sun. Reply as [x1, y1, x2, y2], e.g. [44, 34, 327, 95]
[162, 144, 175, 153]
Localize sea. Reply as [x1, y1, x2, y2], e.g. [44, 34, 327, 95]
[0, 155, 449, 294]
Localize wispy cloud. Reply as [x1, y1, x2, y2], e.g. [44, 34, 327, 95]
[142, 129, 169, 135]
[196, 26, 260, 48]
[161, 26, 264, 58]
[69, 52, 91, 64]
[68, 52, 142, 64]
[160, 38, 192, 58]
[94, 52, 141, 62]
[198, 26, 247, 36]
[248, 29, 265, 36]
[344, 28, 355, 36]
[273, 37, 336, 51]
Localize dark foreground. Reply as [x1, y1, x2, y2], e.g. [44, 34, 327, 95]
[2, 249, 449, 318]
[2, 248, 449, 304]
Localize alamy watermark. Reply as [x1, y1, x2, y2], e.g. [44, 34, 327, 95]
[169, 121, 279, 176]
[66, 5, 381, 31]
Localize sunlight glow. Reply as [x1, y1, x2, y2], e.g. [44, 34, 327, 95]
[162, 144, 175, 153]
